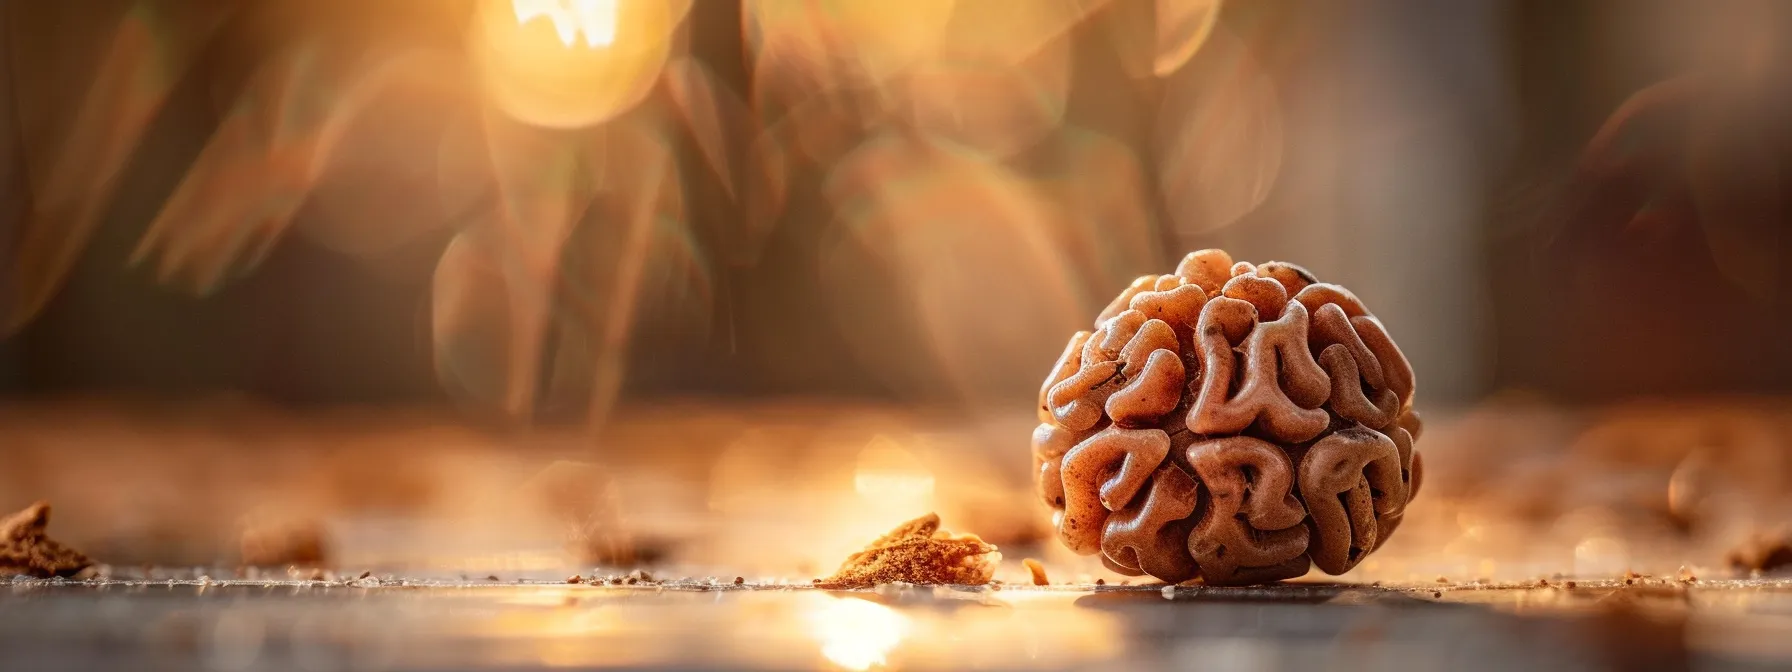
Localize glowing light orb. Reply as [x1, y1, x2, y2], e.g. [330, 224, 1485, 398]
[806, 597, 909, 671]
[472, 0, 691, 128]
[512, 0, 619, 48]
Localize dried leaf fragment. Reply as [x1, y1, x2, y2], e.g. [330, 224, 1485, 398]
[0, 502, 92, 578]
[819, 513, 999, 588]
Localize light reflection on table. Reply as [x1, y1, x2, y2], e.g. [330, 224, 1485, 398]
[12, 578, 1792, 671]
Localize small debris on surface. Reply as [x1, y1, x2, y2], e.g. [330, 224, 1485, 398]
[1095, 579, 1106, 586]
[1161, 586, 1177, 600]
[815, 513, 999, 589]
[567, 575, 584, 584]
[1023, 558, 1050, 586]
[1435, 576, 1449, 584]
[1727, 530, 1792, 574]
[1433, 591, 1443, 598]
[1677, 566, 1697, 583]
[1565, 581, 1577, 589]
[629, 569, 655, 583]
[1598, 580, 1689, 605]
[733, 576, 744, 586]
[0, 502, 91, 578]
[486, 575, 501, 582]
[288, 566, 331, 582]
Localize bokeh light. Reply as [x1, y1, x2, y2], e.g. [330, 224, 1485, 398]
[821, 133, 1090, 403]
[1155, 25, 1283, 236]
[806, 596, 910, 671]
[470, 0, 690, 129]
[4, 3, 232, 333]
[744, 0, 956, 96]
[1154, 0, 1223, 76]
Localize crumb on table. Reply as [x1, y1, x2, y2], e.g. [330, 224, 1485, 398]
[1024, 558, 1050, 586]
[0, 502, 92, 578]
[816, 513, 998, 589]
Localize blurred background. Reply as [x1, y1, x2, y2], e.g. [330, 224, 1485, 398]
[1, 0, 1791, 580]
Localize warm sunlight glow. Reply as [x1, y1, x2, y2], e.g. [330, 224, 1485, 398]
[512, 0, 619, 48]
[807, 597, 909, 671]
[853, 436, 936, 504]
[472, 0, 691, 128]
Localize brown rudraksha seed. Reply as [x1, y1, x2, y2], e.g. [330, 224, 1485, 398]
[1032, 249, 1422, 586]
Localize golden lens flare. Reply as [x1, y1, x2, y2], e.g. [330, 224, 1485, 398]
[821, 135, 1089, 403]
[1156, 27, 1283, 236]
[513, 0, 621, 48]
[807, 596, 910, 671]
[1155, 0, 1223, 76]
[5, 5, 231, 334]
[473, 0, 691, 128]
[744, 0, 956, 93]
